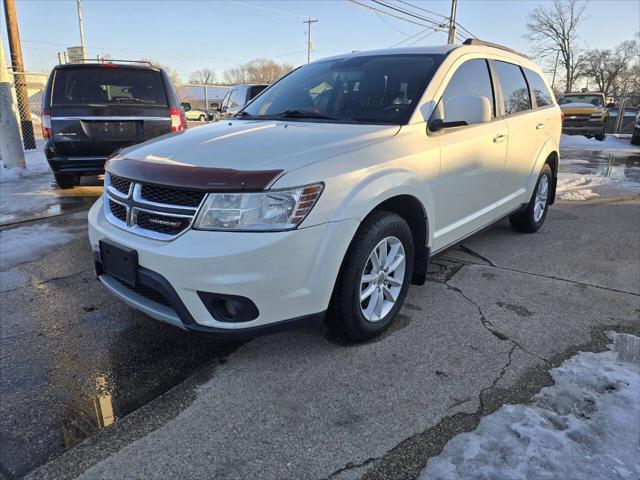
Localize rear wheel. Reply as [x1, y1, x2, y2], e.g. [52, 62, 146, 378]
[595, 128, 606, 141]
[54, 173, 79, 189]
[328, 211, 414, 342]
[509, 163, 552, 233]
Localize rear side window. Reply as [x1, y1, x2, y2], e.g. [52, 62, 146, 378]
[52, 68, 168, 106]
[249, 85, 267, 100]
[441, 59, 495, 118]
[493, 61, 531, 115]
[524, 69, 554, 108]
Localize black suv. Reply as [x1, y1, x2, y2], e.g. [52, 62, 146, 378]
[41, 62, 187, 188]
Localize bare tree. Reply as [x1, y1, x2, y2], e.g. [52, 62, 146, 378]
[189, 68, 217, 85]
[583, 40, 639, 96]
[140, 58, 181, 84]
[526, 0, 587, 93]
[223, 59, 294, 85]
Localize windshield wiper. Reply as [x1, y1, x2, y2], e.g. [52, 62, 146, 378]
[273, 109, 338, 120]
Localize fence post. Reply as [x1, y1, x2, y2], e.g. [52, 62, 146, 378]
[204, 85, 209, 122]
[615, 84, 627, 134]
[0, 36, 26, 168]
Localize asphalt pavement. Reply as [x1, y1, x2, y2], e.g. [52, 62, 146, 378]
[1, 146, 638, 480]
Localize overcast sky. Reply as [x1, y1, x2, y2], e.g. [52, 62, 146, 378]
[2, 0, 639, 81]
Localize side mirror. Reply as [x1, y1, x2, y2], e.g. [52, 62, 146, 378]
[429, 95, 491, 131]
[181, 102, 191, 112]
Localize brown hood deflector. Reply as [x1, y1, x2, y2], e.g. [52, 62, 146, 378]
[105, 157, 283, 192]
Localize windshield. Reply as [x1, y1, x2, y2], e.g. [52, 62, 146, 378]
[52, 67, 168, 106]
[241, 54, 444, 125]
[557, 95, 603, 107]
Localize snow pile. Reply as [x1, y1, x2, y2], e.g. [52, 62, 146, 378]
[560, 134, 640, 153]
[0, 221, 85, 270]
[556, 172, 611, 200]
[0, 143, 50, 183]
[420, 333, 640, 480]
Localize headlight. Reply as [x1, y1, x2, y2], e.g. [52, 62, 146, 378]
[590, 111, 602, 117]
[193, 183, 323, 231]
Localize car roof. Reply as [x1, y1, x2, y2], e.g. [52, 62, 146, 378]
[53, 63, 161, 72]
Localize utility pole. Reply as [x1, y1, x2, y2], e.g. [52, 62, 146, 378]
[3, 0, 35, 149]
[447, 0, 457, 44]
[76, 0, 87, 60]
[0, 34, 26, 168]
[303, 17, 318, 63]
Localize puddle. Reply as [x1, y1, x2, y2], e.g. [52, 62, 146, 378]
[560, 150, 640, 184]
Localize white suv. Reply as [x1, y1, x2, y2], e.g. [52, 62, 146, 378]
[88, 39, 561, 342]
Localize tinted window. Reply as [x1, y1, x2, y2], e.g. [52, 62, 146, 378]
[524, 69, 554, 107]
[249, 85, 267, 100]
[441, 59, 495, 118]
[494, 61, 531, 115]
[557, 94, 603, 107]
[52, 67, 167, 106]
[243, 54, 444, 125]
[228, 88, 246, 111]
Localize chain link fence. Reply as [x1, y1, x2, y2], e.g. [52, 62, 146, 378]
[9, 71, 49, 149]
[606, 93, 639, 135]
[174, 84, 231, 122]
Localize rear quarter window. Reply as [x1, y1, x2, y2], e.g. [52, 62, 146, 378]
[524, 68, 554, 108]
[493, 61, 531, 115]
[52, 68, 168, 106]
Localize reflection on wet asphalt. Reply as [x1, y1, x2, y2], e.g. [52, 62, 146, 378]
[0, 255, 243, 478]
[561, 149, 640, 184]
[1, 148, 639, 478]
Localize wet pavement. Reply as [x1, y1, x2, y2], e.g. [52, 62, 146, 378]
[561, 148, 640, 184]
[1, 146, 639, 479]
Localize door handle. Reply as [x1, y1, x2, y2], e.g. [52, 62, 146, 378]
[536, 123, 545, 130]
[493, 134, 508, 143]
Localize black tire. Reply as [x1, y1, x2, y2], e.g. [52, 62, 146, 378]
[509, 163, 552, 233]
[327, 211, 414, 342]
[631, 133, 640, 146]
[54, 173, 79, 189]
[199, 115, 205, 122]
[595, 128, 606, 141]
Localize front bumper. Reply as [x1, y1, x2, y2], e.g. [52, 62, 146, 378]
[562, 122, 605, 136]
[88, 198, 359, 336]
[47, 156, 107, 175]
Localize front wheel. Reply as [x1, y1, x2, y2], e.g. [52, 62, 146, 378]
[595, 128, 606, 141]
[509, 163, 552, 233]
[327, 211, 414, 342]
[199, 115, 206, 122]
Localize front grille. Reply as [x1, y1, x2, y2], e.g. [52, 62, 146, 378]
[104, 175, 201, 240]
[110, 175, 131, 195]
[109, 200, 127, 222]
[135, 210, 189, 236]
[140, 184, 205, 207]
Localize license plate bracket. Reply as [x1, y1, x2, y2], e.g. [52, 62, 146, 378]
[99, 239, 138, 286]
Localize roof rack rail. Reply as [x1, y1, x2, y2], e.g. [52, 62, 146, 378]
[60, 58, 155, 67]
[462, 38, 529, 59]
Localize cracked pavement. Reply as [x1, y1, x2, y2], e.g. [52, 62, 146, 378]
[11, 188, 636, 480]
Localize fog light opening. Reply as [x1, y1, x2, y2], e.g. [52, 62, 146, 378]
[215, 298, 238, 321]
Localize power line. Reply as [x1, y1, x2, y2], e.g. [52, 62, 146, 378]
[370, 0, 448, 29]
[349, 0, 447, 31]
[392, 0, 477, 39]
[389, 27, 437, 48]
[375, 11, 411, 37]
[407, 29, 438, 46]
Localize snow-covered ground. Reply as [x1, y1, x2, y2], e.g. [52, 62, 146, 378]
[0, 216, 86, 270]
[556, 173, 613, 201]
[560, 134, 640, 153]
[0, 141, 50, 183]
[420, 333, 640, 480]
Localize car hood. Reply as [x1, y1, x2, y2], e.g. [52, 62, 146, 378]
[119, 120, 400, 172]
[559, 103, 601, 114]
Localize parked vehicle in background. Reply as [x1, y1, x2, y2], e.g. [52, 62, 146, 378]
[181, 103, 207, 121]
[41, 61, 187, 189]
[632, 108, 640, 145]
[557, 91, 608, 140]
[216, 84, 268, 120]
[89, 39, 561, 342]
